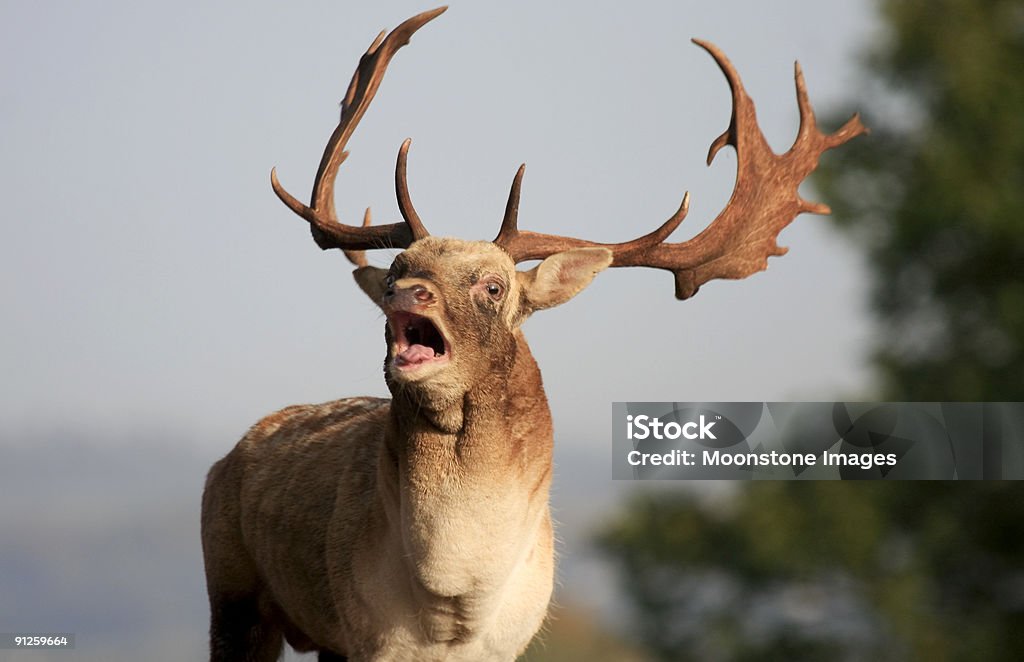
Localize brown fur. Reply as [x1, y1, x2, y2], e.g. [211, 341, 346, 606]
[201, 240, 612, 661]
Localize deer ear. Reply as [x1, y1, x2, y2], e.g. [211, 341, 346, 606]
[353, 266, 390, 305]
[519, 247, 613, 312]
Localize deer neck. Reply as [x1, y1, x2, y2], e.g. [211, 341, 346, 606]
[387, 328, 552, 462]
[381, 329, 553, 600]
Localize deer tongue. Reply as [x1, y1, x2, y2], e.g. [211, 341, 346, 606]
[395, 344, 436, 366]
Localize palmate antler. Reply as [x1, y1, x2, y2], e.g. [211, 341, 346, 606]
[272, 9, 867, 300]
[270, 7, 445, 253]
[494, 40, 868, 299]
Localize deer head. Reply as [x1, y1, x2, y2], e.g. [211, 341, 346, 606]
[348, 236, 612, 412]
[269, 5, 867, 404]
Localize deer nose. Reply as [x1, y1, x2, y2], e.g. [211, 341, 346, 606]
[384, 279, 436, 307]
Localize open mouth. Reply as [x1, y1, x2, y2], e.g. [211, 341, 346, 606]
[388, 311, 450, 370]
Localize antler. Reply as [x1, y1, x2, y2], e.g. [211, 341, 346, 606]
[494, 39, 868, 299]
[270, 7, 446, 252]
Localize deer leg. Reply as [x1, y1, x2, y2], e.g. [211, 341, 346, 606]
[208, 594, 283, 662]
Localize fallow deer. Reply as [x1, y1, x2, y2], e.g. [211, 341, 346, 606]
[201, 7, 866, 661]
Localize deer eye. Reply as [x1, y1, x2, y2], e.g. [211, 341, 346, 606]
[484, 280, 504, 301]
[385, 274, 396, 289]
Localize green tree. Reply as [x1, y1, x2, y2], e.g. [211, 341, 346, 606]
[597, 2, 1024, 659]
[817, 0, 1024, 400]
[597, 483, 1024, 661]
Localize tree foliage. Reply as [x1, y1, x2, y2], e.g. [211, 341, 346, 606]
[816, 0, 1024, 399]
[597, 483, 1024, 661]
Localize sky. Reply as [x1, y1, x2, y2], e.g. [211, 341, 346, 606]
[1, 0, 878, 450]
[0, 1, 881, 658]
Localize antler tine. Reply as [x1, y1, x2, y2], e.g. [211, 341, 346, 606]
[492, 39, 867, 299]
[395, 139, 430, 241]
[493, 164, 526, 247]
[270, 7, 446, 252]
